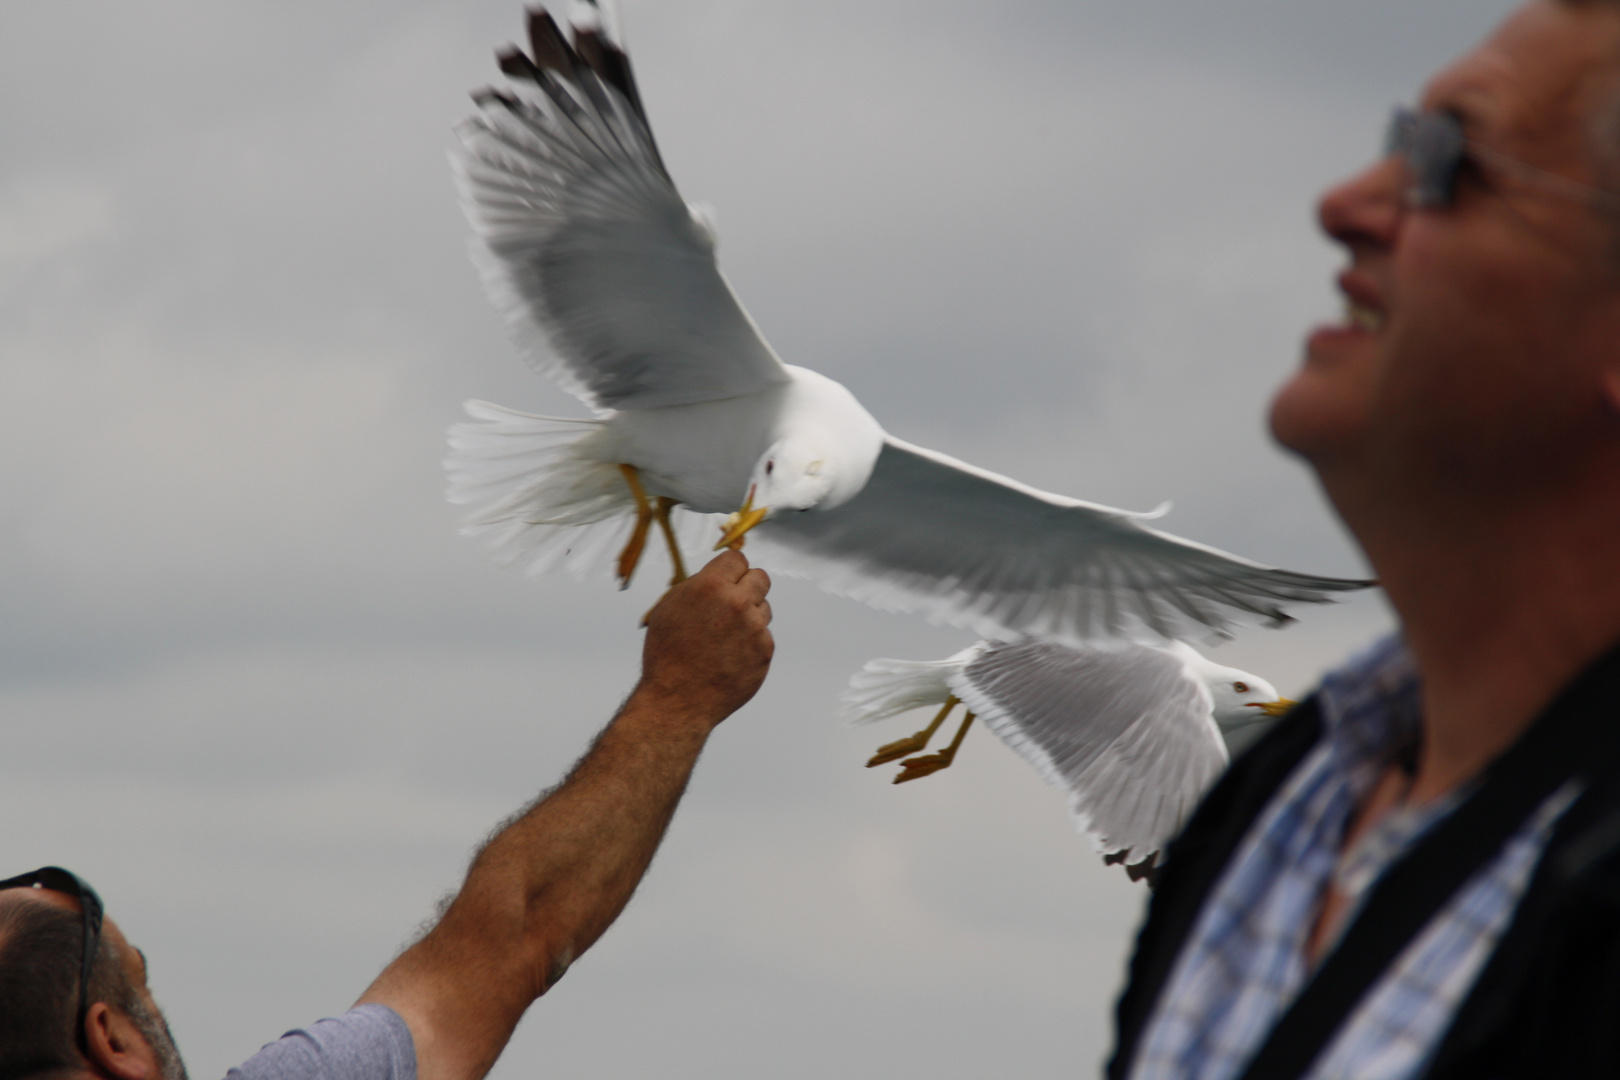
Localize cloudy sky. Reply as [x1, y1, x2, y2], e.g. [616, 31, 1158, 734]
[2, 1, 1520, 1077]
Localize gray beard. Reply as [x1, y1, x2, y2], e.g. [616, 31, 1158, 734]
[125, 996, 189, 1080]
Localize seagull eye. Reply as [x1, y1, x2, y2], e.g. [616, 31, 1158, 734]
[1233, 681, 1249, 693]
[765, 460, 774, 476]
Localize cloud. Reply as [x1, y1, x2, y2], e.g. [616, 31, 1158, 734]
[0, 0, 1518, 1076]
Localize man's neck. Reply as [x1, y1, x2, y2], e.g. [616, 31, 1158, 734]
[1349, 489, 1620, 803]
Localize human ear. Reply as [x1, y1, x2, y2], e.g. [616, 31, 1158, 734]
[83, 1002, 159, 1080]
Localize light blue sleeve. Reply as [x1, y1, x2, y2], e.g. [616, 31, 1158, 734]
[225, 1004, 416, 1080]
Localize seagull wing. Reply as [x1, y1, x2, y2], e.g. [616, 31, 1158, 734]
[949, 640, 1229, 862]
[756, 436, 1370, 641]
[452, 9, 790, 411]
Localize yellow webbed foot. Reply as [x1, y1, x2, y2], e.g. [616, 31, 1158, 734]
[866, 697, 958, 768]
[1104, 849, 1161, 886]
[867, 732, 933, 767]
[893, 751, 956, 784]
[891, 711, 975, 785]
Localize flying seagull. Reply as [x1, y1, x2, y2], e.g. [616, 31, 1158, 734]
[445, 2, 1368, 639]
[842, 638, 1293, 880]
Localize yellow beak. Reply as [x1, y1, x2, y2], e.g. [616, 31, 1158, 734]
[714, 487, 769, 551]
[1251, 697, 1297, 718]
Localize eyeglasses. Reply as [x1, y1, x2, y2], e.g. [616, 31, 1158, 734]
[1384, 105, 1619, 212]
[0, 866, 105, 1051]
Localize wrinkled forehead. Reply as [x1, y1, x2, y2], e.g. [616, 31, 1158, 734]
[1421, 1, 1620, 152]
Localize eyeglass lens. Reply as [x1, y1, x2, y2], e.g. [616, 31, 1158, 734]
[1387, 107, 1466, 209]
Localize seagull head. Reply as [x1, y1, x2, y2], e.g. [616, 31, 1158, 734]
[715, 436, 853, 549]
[753, 436, 840, 511]
[1176, 648, 1292, 734]
[1207, 670, 1293, 733]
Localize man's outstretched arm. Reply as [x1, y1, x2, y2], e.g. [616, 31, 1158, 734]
[357, 551, 773, 1080]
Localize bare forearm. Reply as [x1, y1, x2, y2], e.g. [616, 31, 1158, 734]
[357, 688, 717, 1080]
[359, 552, 772, 1080]
[461, 684, 717, 986]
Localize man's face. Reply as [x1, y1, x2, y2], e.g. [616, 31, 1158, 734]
[1270, 0, 1620, 505]
[100, 919, 189, 1080]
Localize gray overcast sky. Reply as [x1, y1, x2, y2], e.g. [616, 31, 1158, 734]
[1, 2, 1518, 1077]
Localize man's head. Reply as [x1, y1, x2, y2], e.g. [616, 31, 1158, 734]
[1270, 0, 1620, 540]
[0, 883, 187, 1080]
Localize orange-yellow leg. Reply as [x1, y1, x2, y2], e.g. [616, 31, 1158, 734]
[654, 496, 688, 585]
[894, 711, 975, 785]
[638, 497, 693, 628]
[616, 464, 655, 590]
[867, 696, 959, 767]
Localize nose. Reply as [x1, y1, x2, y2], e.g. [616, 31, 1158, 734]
[1317, 156, 1405, 255]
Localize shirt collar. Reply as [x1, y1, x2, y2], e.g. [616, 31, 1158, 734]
[1314, 633, 1422, 797]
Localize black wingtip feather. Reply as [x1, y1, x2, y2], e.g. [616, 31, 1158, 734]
[571, 26, 650, 126]
[497, 44, 543, 83]
[525, 8, 579, 75]
[490, 6, 664, 173]
[470, 86, 521, 110]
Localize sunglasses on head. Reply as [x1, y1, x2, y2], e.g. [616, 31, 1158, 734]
[1384, 105, 1618, 212]
[0, 866, 105, 1051]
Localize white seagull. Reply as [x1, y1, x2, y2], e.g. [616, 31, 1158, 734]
[445, 3, 1368, 639]
[841, 638, 1293, 880]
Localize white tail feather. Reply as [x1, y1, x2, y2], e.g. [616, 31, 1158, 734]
[838, 645, 985, 725]
[446, 400, 629, 578]
[445, 400, 720, 581]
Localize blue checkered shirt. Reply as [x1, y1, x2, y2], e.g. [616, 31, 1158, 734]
[1126, 635, 1581, 1080]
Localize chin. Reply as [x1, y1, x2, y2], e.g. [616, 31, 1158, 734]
[1267, 363, 1371, 465]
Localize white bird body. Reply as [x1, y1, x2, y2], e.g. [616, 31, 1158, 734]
[445, 4, 1368, 635]
[605, 365, 884, 514]
[448, 364, 883, 576]
[843, 638, 1288, 868]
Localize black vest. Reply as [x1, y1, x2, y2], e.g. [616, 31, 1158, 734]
[1108, 645, 1620, 1080]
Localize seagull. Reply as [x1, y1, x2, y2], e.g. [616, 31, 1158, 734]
[841, 638, 1293, 881]
[445, 2, 1369, 638]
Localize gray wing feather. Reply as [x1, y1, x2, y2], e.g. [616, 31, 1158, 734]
[452, 20, 789, 411]
[756, 436, 1369, 641]
[949, 640, 1228, 861]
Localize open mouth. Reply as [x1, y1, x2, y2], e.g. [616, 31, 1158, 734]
[1345, 299, 1385, 332]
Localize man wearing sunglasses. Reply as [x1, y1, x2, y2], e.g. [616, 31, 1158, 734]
[0, 552, 772, 1080]
[1109, 3, 1620, 1079]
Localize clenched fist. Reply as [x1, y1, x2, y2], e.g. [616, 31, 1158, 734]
[637, 550, 774, 725]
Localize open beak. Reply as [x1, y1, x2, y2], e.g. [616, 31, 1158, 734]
[1249, 697, 1297, 719]
[714, 485, 769, 551]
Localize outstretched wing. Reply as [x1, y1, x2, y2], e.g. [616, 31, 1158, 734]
[453, 7, 791, 411]
[757, 436, 1371, 641]
[950, 640, 1228, 863]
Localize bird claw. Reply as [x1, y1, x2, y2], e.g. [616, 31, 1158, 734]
[615, 530, 649, 588]
[866, 732, 931, 767]
[892, 750, 955, 784]
[1103, 849, 1161, 886]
